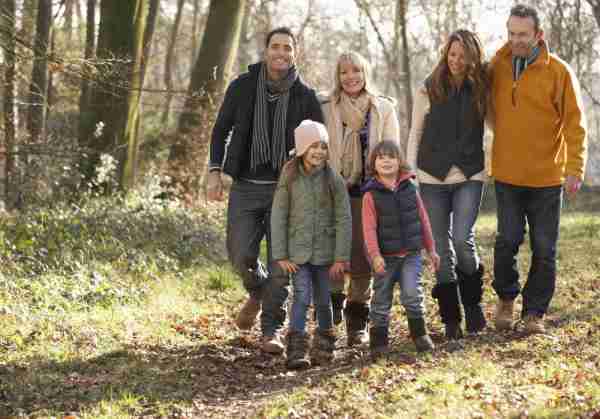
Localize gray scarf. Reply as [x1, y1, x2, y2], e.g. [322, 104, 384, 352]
[512, 44, 541, 81]
[250, 63, 298, 172]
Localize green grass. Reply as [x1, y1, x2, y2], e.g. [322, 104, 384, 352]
[1, 194, 599, 418]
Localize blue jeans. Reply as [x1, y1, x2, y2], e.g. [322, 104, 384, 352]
[420, 181, 483, 284]
[370, 253, 425, 329]
[493, 181, 562, 317]
[289, 264, 333, 333]
[226, 180, 289, 336]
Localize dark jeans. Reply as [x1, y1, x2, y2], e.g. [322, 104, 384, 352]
[420, 181, 483, 285]
[492, 181, 562, 317]
[370, 253, 425, 329]
[226, 180, 288, 336]
[289, 264, 333, 334]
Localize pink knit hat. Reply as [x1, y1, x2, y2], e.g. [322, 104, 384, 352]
[293, 120, 329, 157]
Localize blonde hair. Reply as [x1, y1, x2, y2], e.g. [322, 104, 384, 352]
[331, 51, 378, 101]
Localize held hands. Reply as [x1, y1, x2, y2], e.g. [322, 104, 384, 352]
[427, 250, 441, 272]
[329, 261, 346, 281]
[206, 171, 225, 201]
[372, 255, 386, 275]
[565, 175, 582, 197]
[277, 259, 299, 275]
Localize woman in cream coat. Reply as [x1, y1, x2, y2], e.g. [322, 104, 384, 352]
[320, 51, 400, 346]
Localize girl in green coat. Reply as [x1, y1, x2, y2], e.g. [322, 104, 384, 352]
[271, 120, 352, 369]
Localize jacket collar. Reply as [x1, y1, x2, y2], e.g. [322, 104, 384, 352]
[362, 171, 415, 193]
[494, 39, 550, 68]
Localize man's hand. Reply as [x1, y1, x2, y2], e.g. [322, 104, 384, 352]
[206, 171, 224, 201]
[427, 250, 441, 272]
[329, 261, 346, 281]
[277, 259, 299, 275]
[372, 255, 386, 275]
[565, 175, 582, 197]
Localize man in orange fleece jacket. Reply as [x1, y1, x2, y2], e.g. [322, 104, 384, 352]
[489, 4, 587, 334]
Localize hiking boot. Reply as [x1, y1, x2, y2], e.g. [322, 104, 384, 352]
[331, 292, 346, 326]
[495, 299, 515, 331]
[463, 305, 487, 334]
[524, 314, 545, 334]
[311, 328, 336, 365]
[286, 331, 311, 369]
[407, 317, 435, 353]
[235, 296, 260, 330]
[345, 301, 369, 346]
[261, 334, 285, 355]
[458, 264, 487, 334]
[369, 326, 389, 360]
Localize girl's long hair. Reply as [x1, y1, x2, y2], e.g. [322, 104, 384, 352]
[428, 29, 488, 117]
[278, 157, 335, 200]
[366, 141, 412, 178]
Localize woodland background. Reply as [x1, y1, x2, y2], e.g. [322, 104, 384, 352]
[0, 0, 599, 210]
[0, 1, 599, 418]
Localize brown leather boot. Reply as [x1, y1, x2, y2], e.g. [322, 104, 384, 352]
[261, 333, 285, 354]
[310, 328, 336, 365]
[495, 299, 515, 331]
[524, 314, 545, 334]
[286, 332, 311, 369]
[234, 296, 260, 330]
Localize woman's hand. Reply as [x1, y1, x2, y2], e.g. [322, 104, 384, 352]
[329, 261, 346, 281]
[277, 259, 299, 275]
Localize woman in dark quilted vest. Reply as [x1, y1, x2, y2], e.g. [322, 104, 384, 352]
[407, 29, 489, 348]
[362, 141, 440, 358]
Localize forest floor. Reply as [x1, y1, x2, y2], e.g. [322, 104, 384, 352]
[0, 190, 599, 418]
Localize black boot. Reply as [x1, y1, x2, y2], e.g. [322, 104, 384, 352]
[407, 317, 435, 353]
[331, 292, 346, 326]
[344, 302, 369, 346]
[432, 283, 463, 349]
[369, 326, 389, 360]
[457, 264, 487, 334]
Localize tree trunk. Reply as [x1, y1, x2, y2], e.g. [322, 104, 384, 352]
[64, 0, 74, 45]
[168, 0, 246, 196]
[190, 0, 202, 68]
[135, 0, 160, 171]
[161, 0, 185, 128]
[27, 0, 52, 143]
[237, 0, 253, 71]
[589, 0, 600, 28]
[398, 0, 412, 138]
[78, 0, 96, 148]
[1, 0, 19, 208]
[81, 0, 151, 190]
[18, 0, 37, 131]
[140, 0, 160, 87]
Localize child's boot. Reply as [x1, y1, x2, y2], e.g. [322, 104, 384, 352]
[311, 328, 336, 365]
[432, 282, 463, 351]
[286, 331, 311, 370]
[458, 264, 487, 334]
[331, 292, 346, 326]
[407, 317, 435, 353]
[369, 326, 389, 360]
[345, 301, 369, 346]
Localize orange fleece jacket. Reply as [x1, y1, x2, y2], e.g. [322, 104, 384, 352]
[489, 41, 587, 187]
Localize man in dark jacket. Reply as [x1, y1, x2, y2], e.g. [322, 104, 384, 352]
[207, 27, 324, 354]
